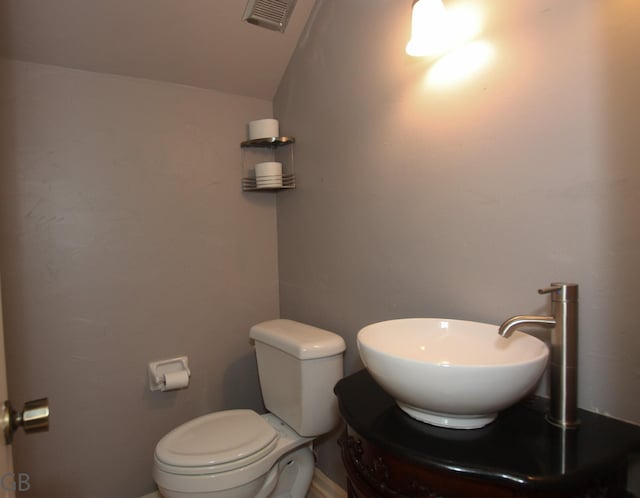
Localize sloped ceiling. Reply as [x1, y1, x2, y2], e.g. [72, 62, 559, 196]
[0, 0, 316, 100]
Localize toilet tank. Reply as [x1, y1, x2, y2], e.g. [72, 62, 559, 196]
[249, 319, 346, 437]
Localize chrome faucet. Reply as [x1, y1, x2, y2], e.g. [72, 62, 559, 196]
[499, 283, 579, 429]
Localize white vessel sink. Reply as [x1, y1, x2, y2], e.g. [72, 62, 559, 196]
[357, 318, 549, 429]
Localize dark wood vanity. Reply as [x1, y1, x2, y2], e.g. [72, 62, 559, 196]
[335, 370, 640, 498]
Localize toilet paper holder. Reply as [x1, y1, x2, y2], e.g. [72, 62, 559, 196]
[148, 356, 191, 392]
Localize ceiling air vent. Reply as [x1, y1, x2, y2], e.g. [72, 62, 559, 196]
[242, 0, 298, 33]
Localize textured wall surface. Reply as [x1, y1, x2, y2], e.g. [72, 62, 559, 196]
[275, 0, 640, 487]
[1, 0, 640, 495]
[0, 60, 278, 497]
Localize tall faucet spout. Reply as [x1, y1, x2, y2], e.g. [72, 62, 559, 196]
[498, 315, 555, 338]
[498, 283, 579, 429]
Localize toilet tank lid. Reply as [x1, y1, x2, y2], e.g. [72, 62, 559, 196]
[250, 319, 346, 359]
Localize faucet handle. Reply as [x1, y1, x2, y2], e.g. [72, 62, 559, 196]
[538, 284, 563, 295]
[538, 283, 578, 301]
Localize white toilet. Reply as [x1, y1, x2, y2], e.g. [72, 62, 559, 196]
[153, 319, 346, 498]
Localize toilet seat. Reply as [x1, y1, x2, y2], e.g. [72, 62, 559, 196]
[155, 409, 278, 475]
[153, 413, 314, 495]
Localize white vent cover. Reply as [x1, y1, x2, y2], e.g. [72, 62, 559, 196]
[242, 0, 298, 33]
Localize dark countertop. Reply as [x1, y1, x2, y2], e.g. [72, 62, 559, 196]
[334, 369, 640, 490]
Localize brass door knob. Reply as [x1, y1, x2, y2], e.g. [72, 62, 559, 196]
[2, 398, 49, 444]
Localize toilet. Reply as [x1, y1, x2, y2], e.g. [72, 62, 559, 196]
[153, 319, 346, 498]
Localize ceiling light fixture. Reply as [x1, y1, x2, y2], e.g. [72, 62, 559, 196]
[406, 0, 450, 57]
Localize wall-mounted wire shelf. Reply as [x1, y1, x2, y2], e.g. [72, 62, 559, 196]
[241, 174, 296, 191]
[240, 136, 296, 192]
[241, 137, 295, 148]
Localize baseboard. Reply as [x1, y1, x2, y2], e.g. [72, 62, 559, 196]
[307, 468, 348, 498]
[142, 467, 346, 498]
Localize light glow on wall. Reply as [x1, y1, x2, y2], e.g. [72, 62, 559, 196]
[426, 40, 494, 87]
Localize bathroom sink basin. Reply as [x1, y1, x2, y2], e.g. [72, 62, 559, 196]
[357, 318, 549, 429]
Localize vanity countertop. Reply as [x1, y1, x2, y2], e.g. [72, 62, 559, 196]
[334, 369, 640, 491]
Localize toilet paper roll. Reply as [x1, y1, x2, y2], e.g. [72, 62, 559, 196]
[248, 118, 279, 140]
[162, 370, 190, 391]
[255, 161, 283, 188]
[255, 161, 282, 177]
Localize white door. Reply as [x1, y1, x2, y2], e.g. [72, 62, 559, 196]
[0, 278, 15, 498]
[0, 276, 49, 497]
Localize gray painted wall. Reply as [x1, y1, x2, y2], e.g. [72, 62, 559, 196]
[0, 60, 278, 497]
[275, 0, 640, 486]
[1, 0, 639, 495]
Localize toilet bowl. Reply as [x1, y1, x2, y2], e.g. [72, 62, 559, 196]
[154, 411, 314, 498]
[154, 410, 314, 498]
[152, 319, 346, 498]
